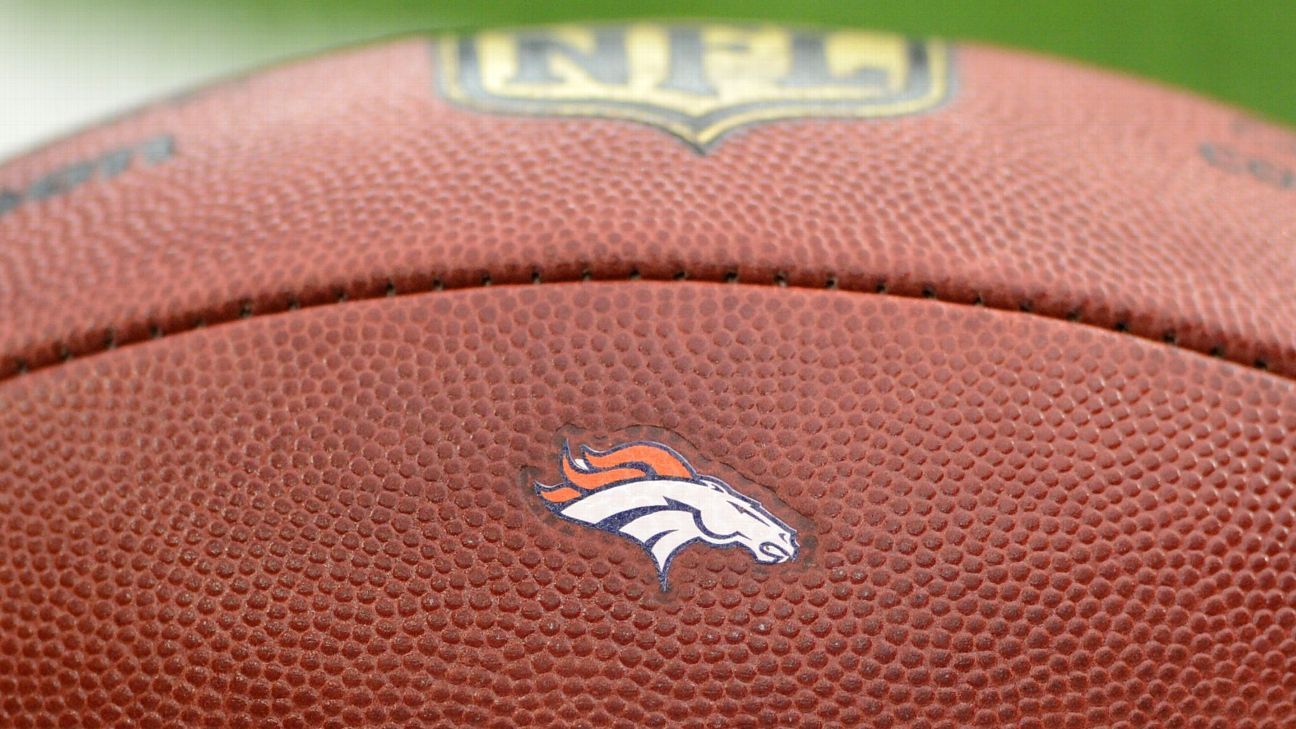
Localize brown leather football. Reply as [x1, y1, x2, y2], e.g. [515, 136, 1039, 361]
[2, 21, 1294, 729]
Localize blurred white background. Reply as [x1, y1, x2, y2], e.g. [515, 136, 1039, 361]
[0, 2, 419, 160]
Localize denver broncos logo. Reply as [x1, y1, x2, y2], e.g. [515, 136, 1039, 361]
[536, 440, 798, 590]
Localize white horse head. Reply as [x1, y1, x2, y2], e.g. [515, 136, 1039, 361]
[536, 441, 798, 590]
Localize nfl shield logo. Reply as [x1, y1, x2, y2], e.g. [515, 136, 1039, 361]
[438, 22, 951, 150]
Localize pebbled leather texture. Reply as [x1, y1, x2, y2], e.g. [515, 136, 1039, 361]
[1, 27, 1295, 729]
[0, 38, 1294, 379]
[2, 284, 1294, 727]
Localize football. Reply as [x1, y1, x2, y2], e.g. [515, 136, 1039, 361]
[1, 21, 1294, 728]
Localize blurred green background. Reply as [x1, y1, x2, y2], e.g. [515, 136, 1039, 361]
[2, 0, 1294, 158]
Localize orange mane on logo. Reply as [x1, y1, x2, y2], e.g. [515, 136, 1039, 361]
[537, 441, 697, 504]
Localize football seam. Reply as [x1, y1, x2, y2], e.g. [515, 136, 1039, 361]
[1, 267, 1279, 383]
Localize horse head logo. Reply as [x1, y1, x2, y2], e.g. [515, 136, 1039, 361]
[536, 440, 798, 590]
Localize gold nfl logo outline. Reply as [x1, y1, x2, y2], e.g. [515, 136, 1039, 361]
[437, 21, 952, 150]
